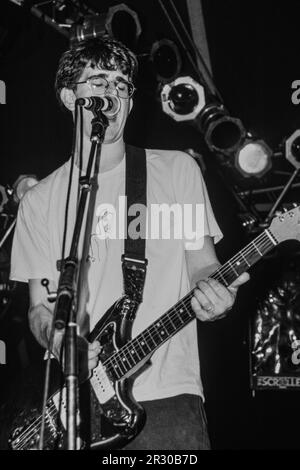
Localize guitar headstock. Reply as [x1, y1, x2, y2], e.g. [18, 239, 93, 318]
[269, 205, 300, 243]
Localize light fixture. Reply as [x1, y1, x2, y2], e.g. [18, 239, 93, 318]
[70, 4, 142, 50]
[285, 129, 300, 169]
[160, 76, 272, 180]
[235, 139, 272, 178]
[150, 39, 182, 83]
[106, 3, 141, 50]
[161, 76, 205, 122]
[161, 79, 246, 156]
[197, 103, 246, 156]
[70, 14, 107, 45]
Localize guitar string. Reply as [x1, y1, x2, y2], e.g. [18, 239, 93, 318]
[199, 231, 271, 281]
[104, 235, 273, 371]
[14, 296, 197, 448]
[15, 261, 247, 449]
[14, 402, 58, 449]
[14, 287, 202, 449]
[18, 401, 68, 450]
[18, 236, 272, 447]
[106, 311, 193, 377]
[14, 233, 273, 448]
[14, 295, 196, 449]
[15, 235, 273, 449]
[13, 308, 196, 448]
[16, 268, 264, 449]
[16, 299, 190, 448]
[105, 233, 272, 371]
[14, 234, 273, 448]
[208, 232, 272, 280]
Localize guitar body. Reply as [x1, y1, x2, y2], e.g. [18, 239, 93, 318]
[82, 297, 146, 450]
[7, 297, 146, 450]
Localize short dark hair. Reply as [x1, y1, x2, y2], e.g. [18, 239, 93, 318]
[55, 35, 138, 106]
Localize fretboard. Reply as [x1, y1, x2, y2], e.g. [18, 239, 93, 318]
[104, 229, 277, 380]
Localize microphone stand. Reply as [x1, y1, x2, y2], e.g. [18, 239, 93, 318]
[53, 104, 108, 450]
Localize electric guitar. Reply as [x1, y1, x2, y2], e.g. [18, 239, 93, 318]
[7, 206, 300, 450]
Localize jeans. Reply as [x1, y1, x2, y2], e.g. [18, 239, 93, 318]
[122, 394, 211, 450]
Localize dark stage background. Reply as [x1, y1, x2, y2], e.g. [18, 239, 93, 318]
[1, 0, 300, 449]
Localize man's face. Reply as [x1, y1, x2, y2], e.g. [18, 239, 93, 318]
[73, 64, 133, 144]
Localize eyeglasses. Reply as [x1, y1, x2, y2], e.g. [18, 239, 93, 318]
[74, 75, 136, 99]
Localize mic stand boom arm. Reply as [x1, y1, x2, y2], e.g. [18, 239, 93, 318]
[53, 109, 108, 450]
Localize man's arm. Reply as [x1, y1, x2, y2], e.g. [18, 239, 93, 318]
[185, 236, 221, 287]
[185, 236, 249, 321]
[29, 279, 64, 359]
[28, 279, 101, 376]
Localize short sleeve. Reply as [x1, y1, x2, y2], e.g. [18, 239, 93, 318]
[10, 189, 53, 282]
[172, 152, 223, 250]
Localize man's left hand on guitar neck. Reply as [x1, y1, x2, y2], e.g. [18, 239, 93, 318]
[191, 272, 249, 322]
[185, 236, 250, 322]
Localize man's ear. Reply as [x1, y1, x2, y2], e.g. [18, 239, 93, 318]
[129, 98, 133, 113]
[60, 87, 76, 111]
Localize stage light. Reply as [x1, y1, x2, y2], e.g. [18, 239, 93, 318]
[235, 139, 272, 177]
[161, 79, 246, 156]
[106, 3, 141, 50]
[161, 76, 205, 121]
[70, 4, 141, 50]
[12, 175, 39, 203]
[150, 39, 182, 83]
[70, 15, 106, 45]
[285, 129, 300, 169]
[197, 103, 246, 156]
[160, 77, 271, 180]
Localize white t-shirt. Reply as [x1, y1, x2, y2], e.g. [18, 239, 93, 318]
[10, 149, 222, 401]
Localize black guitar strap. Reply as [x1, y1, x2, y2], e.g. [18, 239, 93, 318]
[122, 144, 148, 304]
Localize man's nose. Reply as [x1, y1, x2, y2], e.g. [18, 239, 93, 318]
[105, 82, 118, 96]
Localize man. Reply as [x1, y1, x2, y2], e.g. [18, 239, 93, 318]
[10, 36, 248, 450]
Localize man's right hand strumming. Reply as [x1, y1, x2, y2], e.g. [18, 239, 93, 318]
[28, 279, 101, 380]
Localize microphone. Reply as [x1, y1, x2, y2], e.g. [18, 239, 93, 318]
[76, 96, 120, 116]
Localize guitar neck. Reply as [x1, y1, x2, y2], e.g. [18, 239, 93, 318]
[104, 229, 277, 380]
[210, 229, 277, 285]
